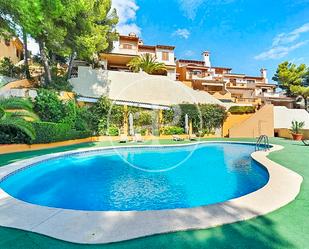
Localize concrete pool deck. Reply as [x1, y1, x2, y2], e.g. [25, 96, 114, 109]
[0, 142, 303, 244]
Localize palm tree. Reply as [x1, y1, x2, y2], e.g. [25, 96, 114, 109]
[127, 53, 167, 74]
[0, 97, 38, 141]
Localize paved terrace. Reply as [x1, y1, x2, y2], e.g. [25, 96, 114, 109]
[0, 138, 308, 249]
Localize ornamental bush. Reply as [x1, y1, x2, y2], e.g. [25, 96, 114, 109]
[0, 126, 32, 144]
[32, 122, 91, 144]
[165, 104, 226, 134]
[106, 126, 119, 136]
[228, 106, 256, 114]
[89, 96, 124, 135]
[160, 126, 184, 135]
[199, 104, 226, 134]
[34, 89, 66, 123]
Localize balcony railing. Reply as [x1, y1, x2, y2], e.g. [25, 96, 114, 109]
[234, 97, 261, 104]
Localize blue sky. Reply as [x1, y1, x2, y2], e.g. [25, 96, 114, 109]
[113, 0, 309, 82]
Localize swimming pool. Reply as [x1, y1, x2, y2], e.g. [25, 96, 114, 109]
[0, 143, 269, 211]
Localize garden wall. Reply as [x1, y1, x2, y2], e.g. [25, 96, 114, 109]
[222, 113, 253, 137]
[276, 128, 309, 140]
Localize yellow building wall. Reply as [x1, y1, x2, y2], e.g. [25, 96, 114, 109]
[223, 113, 253, 137]
[229, 104, 274, 138]
[0, 39, 22, 64]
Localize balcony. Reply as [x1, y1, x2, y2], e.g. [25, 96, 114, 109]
[227, 82, 255, 89]
[259, 92, 282, 98]
[234, 97, 262, 105]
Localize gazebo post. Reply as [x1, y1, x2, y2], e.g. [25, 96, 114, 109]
[123, 105, 128, 135]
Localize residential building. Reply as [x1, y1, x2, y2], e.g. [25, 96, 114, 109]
[176, 52, 278, 105]
[69, 66, 222, 109]
[99, 33, 177, 80]
[0, 37, 23, 64]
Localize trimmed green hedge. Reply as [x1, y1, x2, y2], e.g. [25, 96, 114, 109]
[228, 106, 256, 114]
[0, 126, 31, 144]
[32, 122, 92, 144]
[160, 126, 184, 135]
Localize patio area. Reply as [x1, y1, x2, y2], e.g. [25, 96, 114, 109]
[0, 137, 308, 249]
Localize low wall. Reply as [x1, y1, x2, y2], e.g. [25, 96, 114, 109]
[0, 137, 100, 155]
[276, 128, 309, 140]
[0, 134, 221, 155]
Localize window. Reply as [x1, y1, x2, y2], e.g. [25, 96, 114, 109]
[162, 51, 169, 61]
[122, 43, 133, 49]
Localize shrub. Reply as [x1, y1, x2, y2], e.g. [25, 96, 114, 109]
[160, 126, 184, 135]
[0, 57, 23, 78]
[174, 104, 226, 134]
[135, 111, 152, 126]
[107, 126, 119, 136]
[74, 106, 93, 131]
[32, 122, 91, 144]
[89, 96, 124, 134]
[44, 75, 73, 92]
[228, 106, 256, 114]
[0, 126, 31, 144]
[34, 89, 66, 122]
[199, 104, 226, 134]
[162, 109, 175, 125]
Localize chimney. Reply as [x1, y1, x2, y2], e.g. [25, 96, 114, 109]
[260, 68, 268, 83]
[128, 32, 137, 37]
[202, 51, 211, 67]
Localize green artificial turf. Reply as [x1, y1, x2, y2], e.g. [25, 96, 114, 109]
[0, 138, 308, 249]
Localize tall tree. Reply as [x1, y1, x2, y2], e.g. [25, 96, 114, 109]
[273, 61, 309, 110]
[272, 61, 307, 95]
[290, 85, 309, 111]
[0, 0, 40, 79]
[62, 0, 118, 79]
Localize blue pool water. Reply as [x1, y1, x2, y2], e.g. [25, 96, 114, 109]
[0, 143, 269, 211]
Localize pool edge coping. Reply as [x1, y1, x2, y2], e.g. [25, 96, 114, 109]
[0, 141, 303, 244]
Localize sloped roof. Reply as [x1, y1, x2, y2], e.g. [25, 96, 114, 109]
[70, 66, 223, 107]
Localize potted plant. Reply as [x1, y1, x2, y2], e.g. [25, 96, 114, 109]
[290, 121, 305, 141]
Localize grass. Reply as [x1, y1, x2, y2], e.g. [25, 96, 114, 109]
[0, 137, 308, 249]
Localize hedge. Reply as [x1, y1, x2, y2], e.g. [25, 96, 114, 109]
[0, 126, 31, 144]
[160, 126, 184, 135]
[32, 122, 92, 144]
[228, 106, 256, 114]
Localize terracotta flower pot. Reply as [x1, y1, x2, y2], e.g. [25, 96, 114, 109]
[292, 133, 303, 141]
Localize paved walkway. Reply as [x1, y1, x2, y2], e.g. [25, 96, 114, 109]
[0, 138, 308, 249]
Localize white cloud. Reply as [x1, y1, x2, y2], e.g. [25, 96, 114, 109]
[177, 0, 235, 20]
[184, 50, 195, 56]
[178, 0, 204, 20]
[254, 41, 309, 60]
[255, 23, 309, 60]
[112, 0, 141, 36]
[272, 23, 309, 46]
[173, 28, 191, 39]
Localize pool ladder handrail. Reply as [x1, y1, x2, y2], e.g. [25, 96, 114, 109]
[255, 135, 270, 151]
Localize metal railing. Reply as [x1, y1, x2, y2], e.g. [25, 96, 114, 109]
[255, 135, 270, 151]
